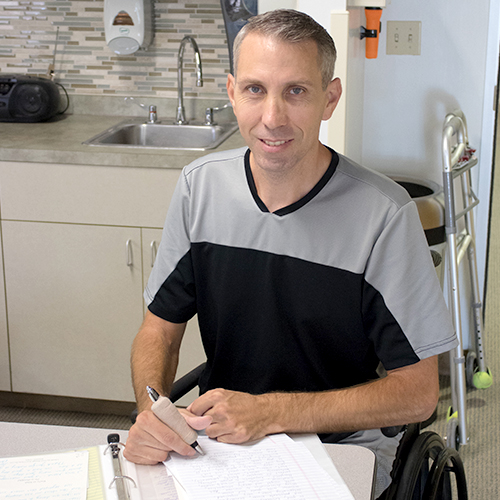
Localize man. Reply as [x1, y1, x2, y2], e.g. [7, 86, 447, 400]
[124, 10, 457, 497]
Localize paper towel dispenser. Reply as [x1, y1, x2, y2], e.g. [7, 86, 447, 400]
[104, 0, 154, 55]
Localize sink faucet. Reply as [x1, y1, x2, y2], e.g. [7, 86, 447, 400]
[176, 36, 203, 125]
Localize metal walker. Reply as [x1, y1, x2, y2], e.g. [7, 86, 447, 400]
[442, 110, 493, 449]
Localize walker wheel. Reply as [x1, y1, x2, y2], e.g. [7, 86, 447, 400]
[472, 367, 493, 389]
[445, 410, 460, 451]
[466, 351, 477, 388]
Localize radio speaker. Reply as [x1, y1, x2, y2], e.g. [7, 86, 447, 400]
[0, 75, 61, 123]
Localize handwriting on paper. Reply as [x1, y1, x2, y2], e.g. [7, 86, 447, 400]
[165, 434, 354, 500]
[0, 450, 88, 500]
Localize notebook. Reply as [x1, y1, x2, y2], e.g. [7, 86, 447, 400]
[0, 433, 355, 500]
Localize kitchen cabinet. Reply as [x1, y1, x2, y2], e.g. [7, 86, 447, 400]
[0, 161, 206, 403]
[3, 221, 143, 400]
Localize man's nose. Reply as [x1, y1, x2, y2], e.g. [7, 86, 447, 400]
[261, 95, 288, 129]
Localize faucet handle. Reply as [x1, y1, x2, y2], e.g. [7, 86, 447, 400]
[204, 102, 233, 125]
[148, 105, 157, 123]
[205, 107, 214, 125]
[125, 97, 158, 123]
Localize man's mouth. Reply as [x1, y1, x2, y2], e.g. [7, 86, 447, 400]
[261, 139, 290, 147]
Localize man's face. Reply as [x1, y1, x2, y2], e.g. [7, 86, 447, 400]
[227, 33, 341, 177]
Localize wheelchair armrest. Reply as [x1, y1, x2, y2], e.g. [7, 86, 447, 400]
[381, 425, 407, 438]
[170, 362, 206, 403]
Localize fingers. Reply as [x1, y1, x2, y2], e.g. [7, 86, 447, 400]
[187, 389, 268, 443]
[123, 409, 197, 464]
[180, 410, 213, 430]
[203, 422, 249, 444]
[187, 389, 223, 416]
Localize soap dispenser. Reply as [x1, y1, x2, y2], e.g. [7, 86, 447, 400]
[104, 0, 154, 55]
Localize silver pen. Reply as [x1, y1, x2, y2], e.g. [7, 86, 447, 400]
[147, 386, 205, 455]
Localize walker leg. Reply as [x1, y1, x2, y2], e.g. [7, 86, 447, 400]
[463, 170, 492, 389]
[446, 231, 468, 447]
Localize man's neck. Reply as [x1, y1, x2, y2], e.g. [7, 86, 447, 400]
[250, 145, 332, 213]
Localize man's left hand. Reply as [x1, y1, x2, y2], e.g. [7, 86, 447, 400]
[187, 389, 278, 444]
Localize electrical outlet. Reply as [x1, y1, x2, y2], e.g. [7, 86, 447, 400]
[386, 21, 421, 55]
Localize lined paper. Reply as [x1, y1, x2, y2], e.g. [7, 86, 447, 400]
[131, 462, 179, 500]
[165, 434, 354, 500]
[86, 447, 106, 500]
[0, 450, 88, 500]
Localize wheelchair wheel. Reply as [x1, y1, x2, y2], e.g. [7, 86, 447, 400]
[392, 431, 445, 500]
[423, 446, 468, 500]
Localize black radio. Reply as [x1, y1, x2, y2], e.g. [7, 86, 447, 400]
[0, 74, 61, 123]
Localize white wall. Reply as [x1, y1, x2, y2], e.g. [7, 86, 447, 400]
[362, 0, 491, 181]
[361, 0, 498, 297]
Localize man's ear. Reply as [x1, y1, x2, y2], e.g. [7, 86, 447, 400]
[322, 78, 342, 121]
[227, 74, 236, 108]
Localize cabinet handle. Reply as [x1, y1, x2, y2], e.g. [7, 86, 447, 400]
[150, 240, 158, 267]
[126, 239, 133, 266]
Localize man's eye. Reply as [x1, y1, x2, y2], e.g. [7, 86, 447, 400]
[290, 87, 304, 95]
[248, 86, 261, 94]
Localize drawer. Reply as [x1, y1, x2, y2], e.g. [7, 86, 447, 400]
[0, 161, 181, 228]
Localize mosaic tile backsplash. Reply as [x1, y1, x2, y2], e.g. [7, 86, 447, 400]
[0, 0, 229, 100]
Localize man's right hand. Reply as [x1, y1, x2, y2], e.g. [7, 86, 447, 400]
[123, 408, 212, 464]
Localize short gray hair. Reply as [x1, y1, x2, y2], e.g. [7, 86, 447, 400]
[232, 9, 337, 90]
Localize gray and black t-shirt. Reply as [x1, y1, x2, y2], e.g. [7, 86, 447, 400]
[145, 147, 456, 396]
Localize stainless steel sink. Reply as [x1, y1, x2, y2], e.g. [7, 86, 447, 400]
[83, 119, 239, 150]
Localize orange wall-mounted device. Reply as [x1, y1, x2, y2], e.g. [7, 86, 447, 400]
[360, 7, 383, 59]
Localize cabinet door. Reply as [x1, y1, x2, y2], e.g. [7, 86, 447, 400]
[142, 228, 206, 406]
[0, 224, 10, 391]
[3, 221, 143, 401]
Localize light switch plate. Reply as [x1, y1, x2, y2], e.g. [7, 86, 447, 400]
[386, 21, 421, 55]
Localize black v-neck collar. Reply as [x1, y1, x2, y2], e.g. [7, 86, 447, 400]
[244, 147, 339, 216]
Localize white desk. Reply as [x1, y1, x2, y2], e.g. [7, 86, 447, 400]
[0, 422, 375, 499]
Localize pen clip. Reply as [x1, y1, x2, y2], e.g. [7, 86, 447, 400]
[147, 385, 160, 403]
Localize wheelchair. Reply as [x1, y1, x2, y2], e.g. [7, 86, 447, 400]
[380, 421, 467, 499]
[132, 362, 468, 500]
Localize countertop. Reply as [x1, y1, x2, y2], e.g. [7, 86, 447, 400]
[0, 114, 246, 169]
